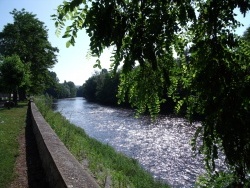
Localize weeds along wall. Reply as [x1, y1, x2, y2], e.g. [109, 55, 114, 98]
[29, 101, 100, 188]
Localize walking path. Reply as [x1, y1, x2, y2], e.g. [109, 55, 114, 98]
[10, 114, 50, 188]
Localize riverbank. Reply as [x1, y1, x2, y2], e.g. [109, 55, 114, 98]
[35, 95, 169, 188]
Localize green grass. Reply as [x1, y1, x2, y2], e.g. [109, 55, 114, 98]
[0, 102, 28, 188]
[35, 96, 170, 188]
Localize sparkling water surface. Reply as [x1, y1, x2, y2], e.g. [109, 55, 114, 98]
[53, 97, 212, 187]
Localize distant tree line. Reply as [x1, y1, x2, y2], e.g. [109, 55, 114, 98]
[82, 68, 177, 115]
[82, 69, 120, 106]
[44, 71, 81, 99]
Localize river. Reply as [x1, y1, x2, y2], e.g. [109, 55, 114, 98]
[52, 97, 217, 187]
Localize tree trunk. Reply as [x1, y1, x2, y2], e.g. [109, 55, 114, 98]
[8, 92, 11, 101]
[13, 89, 18, 106]
[18, 87, 26, 101]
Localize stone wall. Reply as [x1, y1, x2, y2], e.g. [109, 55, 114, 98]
[29, 101, 100, 188]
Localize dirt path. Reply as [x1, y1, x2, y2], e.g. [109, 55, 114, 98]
[9, 112, 50, 188]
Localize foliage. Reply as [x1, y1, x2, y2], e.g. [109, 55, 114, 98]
[0, 103, 27, 188]
[34, 95, 169, 188]
[76, 85, 84, 97]
[44, 71, 60, 98]
[0, 9, 58, 97]
[117, 60, 171, 117]
[44, 71, 77, 99]
[66, 81, 77, 97]
[83, 73, 98, 102]
[189, 37, 250, 183]
[95, 69, 120, 105]
[0, 55, 28, 91]
[195, 171, 250, 188]
[83, 69, 120, 105]
[53, 0, 250, 186]
[195, 171, 235, 188]
[0, 55, 30, 104]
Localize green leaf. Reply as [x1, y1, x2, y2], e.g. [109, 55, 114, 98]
[62, 33, 71, 38]
[66, 26, 71, 31]
[66, 40, 71, 48]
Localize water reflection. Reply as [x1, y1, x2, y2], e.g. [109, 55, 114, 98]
[53, 97, 207, 187]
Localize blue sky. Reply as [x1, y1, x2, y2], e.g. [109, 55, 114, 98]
[0, 0, 250, 85]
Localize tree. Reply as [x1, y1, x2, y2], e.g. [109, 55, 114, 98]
[76, 85, 84, 97]
[44, 71, 60, 98]
[83, 75, 97, 102]
[94, 69, 120, 105]
[0, 54, 30, 105]
[54, 0, 250, 186]
[0, 9, 58, 99]
[66, 81, 77, 97]
[56, 83, 68, 98]
[44, 75, 78, 99]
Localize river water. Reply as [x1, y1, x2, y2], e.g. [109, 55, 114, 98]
[53, 97, 213, 187]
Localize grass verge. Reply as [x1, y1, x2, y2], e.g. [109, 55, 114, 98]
[0, 102, 28, 188]
[34, 95, 169, 188]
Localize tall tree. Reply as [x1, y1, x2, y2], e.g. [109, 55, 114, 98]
[54, 0, 250, 186]
[0, 9, 58, 99]
[0, 55, 30, 105]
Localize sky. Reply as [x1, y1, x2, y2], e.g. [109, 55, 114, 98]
[0, 0, 250, 86]
[0, 0, 112, 86]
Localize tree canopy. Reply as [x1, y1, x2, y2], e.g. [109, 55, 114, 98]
[82, 69, 120, 105]
[53, 0, 250, 186]
[0, 54, 30, 104]
[0, 9, 59, 98]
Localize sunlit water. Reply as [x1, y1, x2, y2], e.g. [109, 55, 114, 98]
[53, 97, 224, 187]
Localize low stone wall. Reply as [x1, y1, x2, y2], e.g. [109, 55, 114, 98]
[29, 101, 100, 188]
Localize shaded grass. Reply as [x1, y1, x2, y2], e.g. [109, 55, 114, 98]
[0, 102, 28, 188]
[35, 96, 169, 188]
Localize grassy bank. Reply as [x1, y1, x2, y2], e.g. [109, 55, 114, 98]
[34, 96, 169, 188]
[0, 102, 27, 188]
